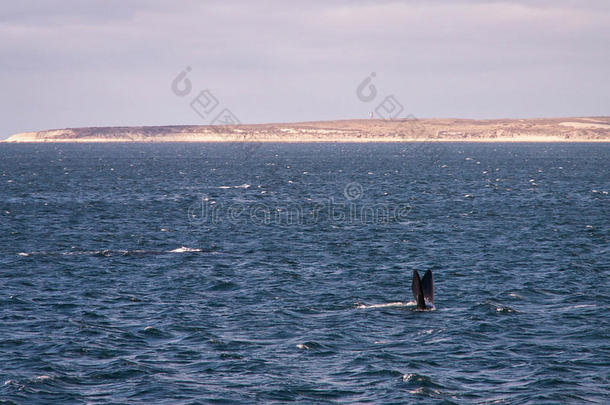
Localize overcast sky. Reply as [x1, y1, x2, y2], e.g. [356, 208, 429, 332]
[1, 0, 608, 138]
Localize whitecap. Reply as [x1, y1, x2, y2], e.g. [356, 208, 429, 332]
[169, 246, 202, 253]
[495, 305, 515, 313]
[218, 184, 251, 189]
[402, 373, 417, 382]
[296, 341, 321, 350]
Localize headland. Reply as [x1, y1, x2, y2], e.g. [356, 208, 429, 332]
[4, 117, 610, 143]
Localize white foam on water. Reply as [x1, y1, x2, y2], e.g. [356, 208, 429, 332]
[218, 184, 251, 189]
[354, 301, 411, 309]
[169, 246, 202, 253]
[18, 247, 204, 257]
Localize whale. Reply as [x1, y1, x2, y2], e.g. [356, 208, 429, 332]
[411, 270, 434, 310]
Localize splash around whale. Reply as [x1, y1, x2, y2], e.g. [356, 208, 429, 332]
[354, 270, 434, 311]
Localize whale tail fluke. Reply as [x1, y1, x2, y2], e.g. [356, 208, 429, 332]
[422, 270, 434, 305]
[412, 270, 426, 310]
[412, 270, 434, 310]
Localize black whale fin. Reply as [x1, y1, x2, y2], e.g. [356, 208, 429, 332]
[411, 270, 426, 310]
[422, 270, 434, 305]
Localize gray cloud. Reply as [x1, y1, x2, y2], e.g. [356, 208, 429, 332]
[1, 0, 608, 137]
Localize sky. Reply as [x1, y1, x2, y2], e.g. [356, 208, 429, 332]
[1, 0, 609, 138]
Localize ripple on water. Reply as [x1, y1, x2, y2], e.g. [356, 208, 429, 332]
[1, 143, 608, 404]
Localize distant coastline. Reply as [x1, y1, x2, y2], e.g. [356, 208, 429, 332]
[4, 117, 610, 143]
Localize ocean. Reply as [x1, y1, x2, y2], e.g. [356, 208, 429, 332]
[0, 142, 608, 404]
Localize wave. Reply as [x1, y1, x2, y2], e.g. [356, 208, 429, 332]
[218, 184, 251, 189]
[354, 301, 412, 309]
[17, 246, 204, 257]
[355, 301, 436, 311]
[168, 246, 203, 253]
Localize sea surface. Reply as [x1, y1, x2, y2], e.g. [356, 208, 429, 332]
[0, 142, 608, 404]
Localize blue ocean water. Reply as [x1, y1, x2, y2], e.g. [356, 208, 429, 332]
[0, 142, 608, 404]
